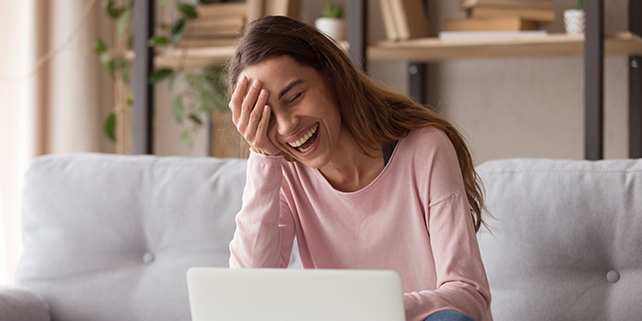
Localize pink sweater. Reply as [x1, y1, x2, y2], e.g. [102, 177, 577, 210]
[229, 127, 492, 321]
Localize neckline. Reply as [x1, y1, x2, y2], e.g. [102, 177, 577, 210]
[311, 138, 402, 195]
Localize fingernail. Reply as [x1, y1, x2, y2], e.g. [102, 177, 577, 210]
[253, 79, 260, 88]
[239, 76, 247, 84]
[260, 89, 267, 98]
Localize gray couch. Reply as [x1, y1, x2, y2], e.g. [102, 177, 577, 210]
[0, 153, 640, 320]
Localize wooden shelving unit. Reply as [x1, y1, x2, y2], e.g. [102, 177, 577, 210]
[132, 0, 641, 159]
[369, 32, 642, 62]
[138, 41, 349, 68]
[137, 32, 642, 67]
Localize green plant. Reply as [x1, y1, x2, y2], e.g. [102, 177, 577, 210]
[95, 0, 229, 147]
[577, 0, 584, 10]
[322, 2, 343, 19]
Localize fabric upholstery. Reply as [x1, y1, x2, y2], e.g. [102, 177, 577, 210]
[0, 285, 50, 321]
[17, 153, 250, 321]
[476, 158, 642, 321]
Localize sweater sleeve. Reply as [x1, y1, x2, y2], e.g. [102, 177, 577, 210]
[229, 151, 296, 268]
[403, 192, 492, 321]
[403, 130, 492, 321]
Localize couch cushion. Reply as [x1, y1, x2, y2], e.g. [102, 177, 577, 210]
[477, 158, 642, 320]
[17, 153, 249, 321]
[0, 285, 50, 321]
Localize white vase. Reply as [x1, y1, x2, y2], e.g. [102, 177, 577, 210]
[315, 17, 346, 41]
[564, 9, 585, 35]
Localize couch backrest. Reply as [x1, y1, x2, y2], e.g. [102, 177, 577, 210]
[17, 153, 258, 321]
[476, 158, 642, 320]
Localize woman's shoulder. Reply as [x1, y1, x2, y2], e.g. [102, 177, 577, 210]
[402, 126, 454, 156]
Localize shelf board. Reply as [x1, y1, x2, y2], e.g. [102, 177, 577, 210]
[154, 45, 237, 68]
[125, 47, 237, 68]
[145, 41, 349, 69]
[131, 33, 642, 68]
[368, 32, 642, 62]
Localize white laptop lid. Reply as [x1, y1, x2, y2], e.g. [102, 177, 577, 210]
[187, 268, 406, 321]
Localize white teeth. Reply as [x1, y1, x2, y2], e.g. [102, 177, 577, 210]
[288, 124, 318, 148]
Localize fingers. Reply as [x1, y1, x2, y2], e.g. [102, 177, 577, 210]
[229, 76, 248, 124]
[238, 79, 262, 130]
[254, 105, 281, 156]
[228, 76, 280, 156]
[257, 104, 272, 137]
[244, 89, 269, 142]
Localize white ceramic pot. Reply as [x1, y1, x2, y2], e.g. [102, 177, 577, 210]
[564, 9, 585, 35]
[315, 17, 346, 41]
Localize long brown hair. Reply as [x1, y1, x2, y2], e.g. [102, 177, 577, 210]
[227, 16, 487, 232]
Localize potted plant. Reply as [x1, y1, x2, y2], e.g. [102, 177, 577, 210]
[564, 0, 585, 35]
[314, 3, 346, 41]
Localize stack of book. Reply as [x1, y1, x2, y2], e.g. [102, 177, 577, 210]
[445, 0, 555, 33]
[178, 0, 301, 48]
[179, 2, 248, 48]
[380, 0, 430, 41]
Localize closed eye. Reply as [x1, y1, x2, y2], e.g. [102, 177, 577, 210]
[288, 91, 304, 104]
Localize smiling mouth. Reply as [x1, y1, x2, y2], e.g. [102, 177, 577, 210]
[288, 123, 319, 153]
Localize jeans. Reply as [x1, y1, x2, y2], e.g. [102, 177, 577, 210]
[424, 310, 475, 321]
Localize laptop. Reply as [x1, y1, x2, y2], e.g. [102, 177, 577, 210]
[187, 268, 406, 321]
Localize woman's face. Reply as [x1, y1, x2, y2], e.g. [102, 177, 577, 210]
[239, 55, 344, 169]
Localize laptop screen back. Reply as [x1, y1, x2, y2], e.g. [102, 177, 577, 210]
[187, 268, 406, 321]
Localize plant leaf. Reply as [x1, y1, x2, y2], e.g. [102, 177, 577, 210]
[181, 130, 193, 146]
[94, 38, 108, 54]
[188, 113, 203, 126]
[148, 68, 174, 83]
[126, 95, 133, 110]
[104, 112, 117, 142]
[113, 57, 129, 69]
[128, 35, 134, 50]
[177, 2, 198, 19]
[171, 19, 187, 43]
[121, 69, 130, 85]
[322, 3, 343, 18]
[148, 35, 170, 47]
[117, 9, 132, 35]
[104, 0, 124, 19]
[100, 52, 115, 77]
[172, 96, 184, 124]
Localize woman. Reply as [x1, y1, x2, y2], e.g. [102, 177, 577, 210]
[227, 16, 492, 321]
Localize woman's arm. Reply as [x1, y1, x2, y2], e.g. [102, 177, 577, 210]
[404, 128, 492, 321]
[404, 192, 491, 321]
[229, 151, 295, 268]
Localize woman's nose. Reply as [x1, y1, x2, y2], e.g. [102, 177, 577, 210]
[276, 112, 298, 136]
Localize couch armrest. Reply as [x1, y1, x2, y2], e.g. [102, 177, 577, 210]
[0, 285, 50, 321]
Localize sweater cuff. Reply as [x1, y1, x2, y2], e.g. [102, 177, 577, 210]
[248, 149, 284, 163]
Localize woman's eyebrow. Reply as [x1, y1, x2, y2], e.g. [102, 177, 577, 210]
[278, 79, 304, 99]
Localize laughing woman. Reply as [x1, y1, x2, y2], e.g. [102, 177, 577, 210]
[227, 16, 492, 321]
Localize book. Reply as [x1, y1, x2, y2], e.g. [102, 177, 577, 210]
[177, 36, 238, 48]
[460, 0, 552, 9]
[185, 17, 245, 37]
[471, 6, 556, 22]
[196, 3, 247, 18]
[380, 0, 400, 41]
[265, 0, 301, 20]
[246, 0, 301, 22]
[247, 0, 264, 22]
[446, 17, 538, 31]
[438, 30, 547, 39]
[389, 0, 430, 40]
